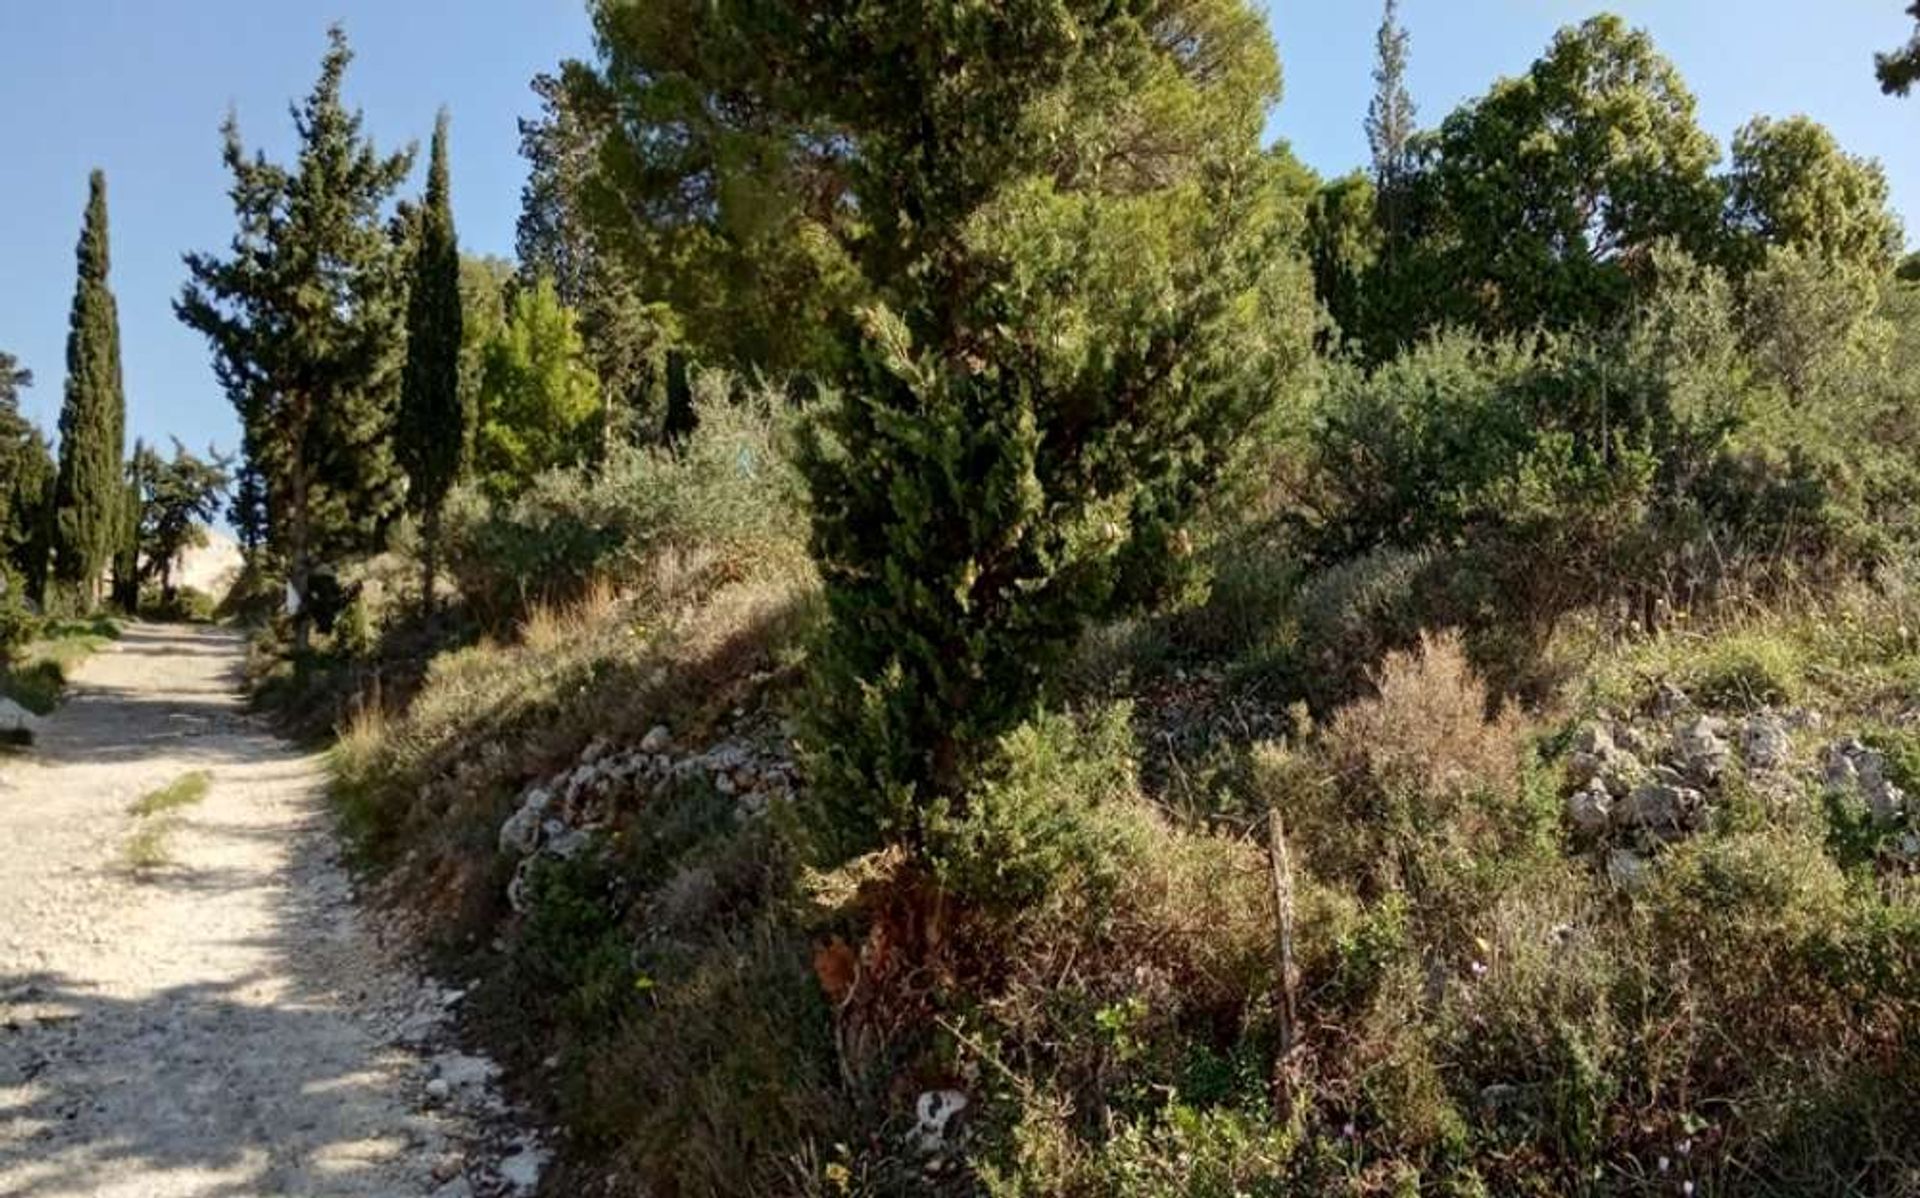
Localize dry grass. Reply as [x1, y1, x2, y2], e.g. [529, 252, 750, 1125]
[1327, 629, 1524, 802]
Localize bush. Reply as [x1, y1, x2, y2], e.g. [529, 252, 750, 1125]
[1262, 632, 1544, 944]
[0, 570, 38, 659]
[444, 396, 806, 631]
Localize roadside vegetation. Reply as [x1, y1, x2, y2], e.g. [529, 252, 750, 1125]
[4, 1, 1914, 1194]
[0, 615, 120, 715]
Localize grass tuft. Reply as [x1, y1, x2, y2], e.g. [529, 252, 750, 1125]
[129, 770, 212, 817]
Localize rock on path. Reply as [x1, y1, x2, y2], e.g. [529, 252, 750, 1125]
[0, 623, 535, 1198]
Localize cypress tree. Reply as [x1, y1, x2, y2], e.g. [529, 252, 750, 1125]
[51, 170, 127, 610]
[586, 1, 1315, 855]
[397, 110, 465, 617]
[177, 26, 412, 651]
[1366, 0, 1417, 204]
[111, 439, 144, 613]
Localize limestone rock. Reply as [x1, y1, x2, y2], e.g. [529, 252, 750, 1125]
[498, 787, 552, 857]
[910, 1089, 969, 1155]
[641, 724, 673, 753]
[0, 698, 42, 745]
[1623, 782, 1702, 839]
[1741, 712, 1792, 772]
[1606, 848, 1649, 892]
[1566, 779, 1613, 839]
[1670, 716, 1730, 783]
[1822, 738, 1908, 824]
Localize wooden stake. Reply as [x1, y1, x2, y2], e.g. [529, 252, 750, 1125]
[1268, 805, 1298, 1061]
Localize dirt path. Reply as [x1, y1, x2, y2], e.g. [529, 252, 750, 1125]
[0, 623, 538, 1198]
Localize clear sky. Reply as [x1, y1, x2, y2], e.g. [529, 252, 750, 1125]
[1, 3, 1916, 464]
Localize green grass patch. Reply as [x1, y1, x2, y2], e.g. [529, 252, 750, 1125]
[129, 770, 212, 817]
[122, 818, 179, 873]
[1, 617, 120, 715]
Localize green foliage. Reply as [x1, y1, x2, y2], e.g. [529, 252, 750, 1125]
[1878, 2, 1920, 96]
[0, 616, 118, 715]
[0, 568, 37, 660]
[1725, 115, 1902, 278]
[928, 705, 1141, 912]
[133, 439, 230, 604]
[0, 352, 54, 601]
[51, 170, 127, 608]
[397, 111, 467, 613]
[129, 770, 212, 817]
[177, 24, 413, 649]
[447, 392, 805, 629]
[767, 0, 1312, 856]
[474, 275, 599, 499]
[1411, 16, 1721, 339]
[545, 38, 862, 380]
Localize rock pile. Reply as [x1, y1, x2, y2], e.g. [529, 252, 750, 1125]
[1564, 699, 1918, 882]
[496, 719, 800, 912]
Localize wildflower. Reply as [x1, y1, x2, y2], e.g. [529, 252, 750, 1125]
[1658, 1156, 1670, 1173]
[1470, 960, 1488, 977]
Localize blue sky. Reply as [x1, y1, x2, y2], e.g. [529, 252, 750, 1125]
[1, 3, 1916, 462]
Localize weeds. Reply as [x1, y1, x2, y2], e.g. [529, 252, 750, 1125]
[128, 770, 211, 817]
[122, 769, 213, 875]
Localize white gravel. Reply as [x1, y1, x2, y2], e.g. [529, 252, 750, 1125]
[0, 623, 537, 1197]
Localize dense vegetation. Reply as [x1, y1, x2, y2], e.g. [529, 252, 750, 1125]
[12, 2, 1920, 1194]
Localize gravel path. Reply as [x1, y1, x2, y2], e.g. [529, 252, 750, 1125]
[0, 623, 537, 1198]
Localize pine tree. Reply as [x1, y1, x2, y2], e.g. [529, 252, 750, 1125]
[397, 110, 465, 617]
[50, 170, 127, 609]
[177, 25, 413, 651]
[136, 440, 230, 604]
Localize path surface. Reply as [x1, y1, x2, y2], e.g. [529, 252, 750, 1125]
[0, 624, 527, 1198]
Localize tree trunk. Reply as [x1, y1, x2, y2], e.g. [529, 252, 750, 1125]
[288, 451, 312, 655]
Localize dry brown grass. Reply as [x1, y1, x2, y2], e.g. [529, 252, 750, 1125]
[1326, 629, 1524, 804]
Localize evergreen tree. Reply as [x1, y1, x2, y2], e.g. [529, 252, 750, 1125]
[473, 276, 600, 498]
[1724, 115, 1903, 279]
[111, 440, 144, 613]
[1366, 0, 1417, 242]
[135, 440, 230, 604]
[1878, 2, 1920, 95]
[0, 354, 55, 597]
[397, 110, 466, 616]
[516, 72, 681, 450]
[51, 170, 127, 609]
[1413, 17, 1722, 339]
[177, 25, 413, 651]
[585, 0, 1316, 854]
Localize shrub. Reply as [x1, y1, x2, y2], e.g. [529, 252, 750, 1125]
[1266, 632, 1542, 945]
[444, 396, 806, 630]
[0, 569, 37, 658]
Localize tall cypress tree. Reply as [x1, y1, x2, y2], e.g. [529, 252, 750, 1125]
[51, 170, 127, 609]
[1366, 0, 1417, 250]
[177, 26, 412, 651]
[397, 110, 465, 616]
[111, 439, 145, 613]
